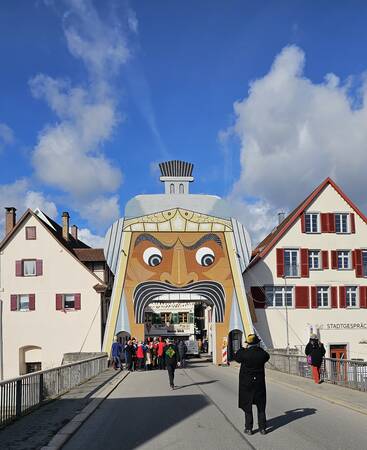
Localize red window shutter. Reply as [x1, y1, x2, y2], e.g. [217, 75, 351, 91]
[355, 249, 363, 277]
[56, 294, 63, 310]
[322, 251, 329, 269]
[301, 214, 306, 233]
[74, 293, 81, 310]
[359, 286, 367, 308]
[250, 287, 266, 309]
[331, 286, 338, 308]
[10, 295, 18, 311]
[15, 260, 23, 277]
[29, 294, 35, 311]
[339, 286, 346, 308]
[328, 213, 335, 233]
[295, 286, 309, 308]
[300, 249, 309, 277]
[321, 213, 329, 232]
[276, 249, 284, 278]
[331, 251, 338, 269]
[350, 213, 356, 233]
[311, 287, 317, 308]
[36, 260, 43, 276]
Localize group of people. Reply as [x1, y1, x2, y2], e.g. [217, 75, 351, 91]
[234, 332, 325, 436]
[111, 336, 188, 387]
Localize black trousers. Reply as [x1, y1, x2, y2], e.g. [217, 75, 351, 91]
[167, 365, 175, 387]
[244, 403, 266, 430]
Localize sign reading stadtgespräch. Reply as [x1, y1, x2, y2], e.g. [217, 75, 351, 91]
[321, 322, 367, 330]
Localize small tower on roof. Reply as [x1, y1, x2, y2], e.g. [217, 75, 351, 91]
[159, 160, 194, 195]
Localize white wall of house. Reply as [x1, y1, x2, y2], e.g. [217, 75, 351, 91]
[245, 184, 367, 360]
[0, 215, 102, 379]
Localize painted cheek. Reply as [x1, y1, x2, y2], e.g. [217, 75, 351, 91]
[201, 257, 231, 280]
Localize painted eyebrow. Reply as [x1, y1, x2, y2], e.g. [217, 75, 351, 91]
[134, 234, 173, 250]
[183, 233, 223, 250]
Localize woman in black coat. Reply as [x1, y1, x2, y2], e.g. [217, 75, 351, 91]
[305, 333, 326, 384]
[235, 334, 270, 435]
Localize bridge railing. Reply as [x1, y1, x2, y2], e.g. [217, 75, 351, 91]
[267, 351, 367, 392]
[0, 354, 108, 427]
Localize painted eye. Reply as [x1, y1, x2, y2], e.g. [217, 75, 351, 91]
[143, 247, 162, 267]
[196, 247, 215, 267]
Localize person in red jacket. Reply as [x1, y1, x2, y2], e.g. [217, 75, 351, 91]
[157, 337, 166, 370]
[136, 341, 146, 371]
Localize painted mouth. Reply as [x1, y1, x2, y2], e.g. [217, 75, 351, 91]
[133, 281, 225, 323]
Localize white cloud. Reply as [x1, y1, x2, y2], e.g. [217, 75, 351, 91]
[0, 123, 14, 150]
[78, 227, 105, 248]
[31, 0, 132, 230]
[225, 45, 367, 245]
[78, 195, 120, 230]
[0, 179, 57, 238]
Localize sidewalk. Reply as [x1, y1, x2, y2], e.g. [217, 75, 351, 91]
[230, 362, 367, 415]
[0, 368, 125, 450]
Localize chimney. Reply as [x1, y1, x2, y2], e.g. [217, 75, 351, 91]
[62, 212, 70, 241]
[71, 224, 78, 241]
[5, 207, 16, 235]
[278, 211, 285, 225]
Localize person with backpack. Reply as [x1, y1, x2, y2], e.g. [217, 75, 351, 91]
[165, 338, 178, 389]
[178, 340, 188, 368]
[235, 334, 270, 436]
[305, 333, 326, 384]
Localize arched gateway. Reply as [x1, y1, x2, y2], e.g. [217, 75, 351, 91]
[102, 161, 255, 364]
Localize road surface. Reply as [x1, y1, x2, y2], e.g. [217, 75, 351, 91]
[63, 359, 366, 450]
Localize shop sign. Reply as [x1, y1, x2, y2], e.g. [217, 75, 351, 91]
[321, 322, 367, 330]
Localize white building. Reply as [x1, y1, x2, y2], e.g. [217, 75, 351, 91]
[244, 178, 367, 361]
[0, 207, 111, 379]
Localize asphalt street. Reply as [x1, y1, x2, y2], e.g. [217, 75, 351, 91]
[63, 360, 366, 450]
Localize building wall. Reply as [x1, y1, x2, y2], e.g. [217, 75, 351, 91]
[245, 184, 367, 360]
[0, 215, 102, 379]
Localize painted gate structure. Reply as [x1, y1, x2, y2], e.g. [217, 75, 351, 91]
[102, 161, 254, 364]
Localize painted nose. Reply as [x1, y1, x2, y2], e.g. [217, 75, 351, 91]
[161, 243, 198, 286]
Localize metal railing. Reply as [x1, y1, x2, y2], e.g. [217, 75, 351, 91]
[268, 351, 367, 392]
[0, 354, 108, 427]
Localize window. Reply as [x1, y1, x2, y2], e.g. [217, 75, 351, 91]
[56, 293, 81, 310]
[179, 183, 184, 194]
[64, 294, 76, 309]
[26, 362, 42, 373]
[19, 295, 30, 311]
[363, 251, 367, 277]
[309, 250, 320, 270]
[23, 260, 36, 277]
[170, 183, 175, 194]
[346, 286, 358, 307]
[179, 312, 189, 323]
[305, 213, 319, 233]
[337, 251, 350, 270]
[335, 213, 349, 233]
[284, 249, 299, 277]
[161, 312, 171, 323]
[317, 287, 329, 307]
[25, 226, 36, 240]
[265, 286, 293, 307]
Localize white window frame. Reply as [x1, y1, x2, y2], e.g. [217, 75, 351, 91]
[362, 250, 367, 278]
[265, 286, 294, 308]
[18, 294, 30, 312]
[346, 286, 358, 308]
[317, 286, 329, 308]
[284, 249, 299, 277]
[335, 213, 349, 234]
[305, 213, 320, 233]
[309, 250, 321, 270]
[337, 250, 351, 270]
[23, 259, 36, 277]
[63, 294, 76, 310]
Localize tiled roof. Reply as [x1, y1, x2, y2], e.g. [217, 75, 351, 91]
[74, 248, 105, 262]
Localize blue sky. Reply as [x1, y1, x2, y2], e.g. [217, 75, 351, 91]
[1, 1, 367, 246]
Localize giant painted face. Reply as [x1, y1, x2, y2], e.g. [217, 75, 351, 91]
[124, 232, 234, 323]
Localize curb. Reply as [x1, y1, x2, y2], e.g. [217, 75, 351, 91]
[40, 371, 129, 450]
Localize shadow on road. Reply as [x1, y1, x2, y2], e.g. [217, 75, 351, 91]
[174, 380, 218, 389]
[64, 395, 210, 450]
[266, 408, 317, 433]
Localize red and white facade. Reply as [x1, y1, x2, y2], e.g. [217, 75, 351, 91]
[244, 178, 367, 361]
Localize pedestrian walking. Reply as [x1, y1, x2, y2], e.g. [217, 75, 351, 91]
[178, 340, 188, 368]
[124, 340, 136, 371]
[305, 333, 326, 384]
[165, 338, 178, 389]
[157, 337, 166, 370]
[235, 334, 270, 436]
[111, 337, 122, 370]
